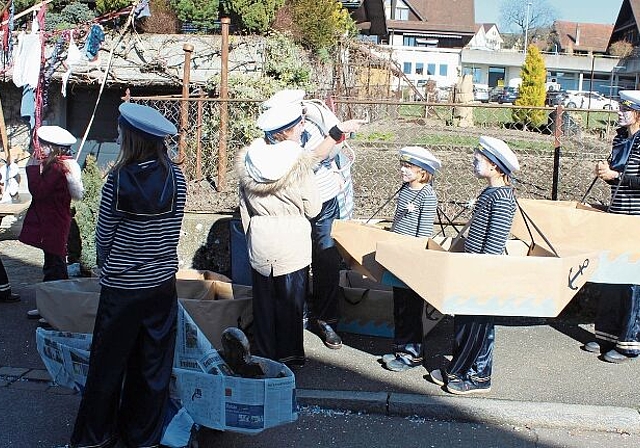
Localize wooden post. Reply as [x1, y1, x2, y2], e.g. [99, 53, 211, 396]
[552, 104, 563, 200]
[217, 17, 230, 191]
[179, 43, 194, 166]
[196, 90, 204, 180]
[0, 95, 9, 161]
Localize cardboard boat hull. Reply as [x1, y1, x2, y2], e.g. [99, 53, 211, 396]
[512, 199, 640, 284]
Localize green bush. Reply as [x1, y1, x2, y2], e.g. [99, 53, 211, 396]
[170, 0, 220, 31]
[289, 0, 356, 53]
[220, 0, 284, 33]
[75, 155, 105, 273]
[513, 45, 547, 127]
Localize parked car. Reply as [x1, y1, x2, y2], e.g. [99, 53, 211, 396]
[488, 86, 504, 102]
[498, 86, 518, 104]
[546, 89, 568, 106]
[473, 84, 489, 103]
[562, 91, 619, 110]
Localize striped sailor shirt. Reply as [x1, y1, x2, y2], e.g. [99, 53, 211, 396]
[96, 161, 187, 289]
[464, 186, 516, 255]
[303, 120, 341, 202]
[608, 129, 640, 216]
[391, 183, 437, 238]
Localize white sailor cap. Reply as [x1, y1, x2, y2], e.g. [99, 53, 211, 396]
[37, 125, 77, 146]
[477, 136, 520, 175]
[263, 89, 306, 109]
[118, 103, 177, 138]
[257, 103, 304, 133]
[399, 146, 441, 174]
[619, 90, 640, 111]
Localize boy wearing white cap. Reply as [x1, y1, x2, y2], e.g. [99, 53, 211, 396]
[236, 101, 322, 368]
[430, 136, 519, 394]
[589, 89, 640, 363]
[262, 89, 365, 351]
[70, 103, 186, 448]
[20, 125, 84, 310]
[381, 146, 441, 372]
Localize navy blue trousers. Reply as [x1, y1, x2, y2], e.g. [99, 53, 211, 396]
[251, 267, 308, 366]
[309, 197, 341, 325]
[594, 283, 640, 356]
[70, 277, 177, 448]
[392, 286, 424, 348]
[446, 315, 495, 382]
[0, 256, 12, 300]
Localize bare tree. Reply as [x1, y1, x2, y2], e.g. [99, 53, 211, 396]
[499, 0, 556, 48]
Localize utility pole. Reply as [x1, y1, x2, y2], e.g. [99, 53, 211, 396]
[524, 1, 532, 55]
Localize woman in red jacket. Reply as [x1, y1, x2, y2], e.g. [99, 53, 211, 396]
[19, 126, 84, 320]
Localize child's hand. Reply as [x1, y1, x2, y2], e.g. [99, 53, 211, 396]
[337, 118, 368, 134]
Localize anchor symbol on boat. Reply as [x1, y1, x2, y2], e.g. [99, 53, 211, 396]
[568, 259, 590, 290]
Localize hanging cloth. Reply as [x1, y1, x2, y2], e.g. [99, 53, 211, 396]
[62, 33, 84, 97]
[84, 24, 105, 62]
[12, 14, 42, 89]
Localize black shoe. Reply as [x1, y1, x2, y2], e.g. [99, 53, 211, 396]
[27, 309, 41, 319]
[0, 293, 20, 303]
[314, 320, 342, 349]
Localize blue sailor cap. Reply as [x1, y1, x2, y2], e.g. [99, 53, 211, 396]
[118, 103, 177, 138]
[477, 136, 520, 175]
[399, 146, 441, 174]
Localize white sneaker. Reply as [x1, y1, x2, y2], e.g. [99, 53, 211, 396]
[27, 309, 41, 319]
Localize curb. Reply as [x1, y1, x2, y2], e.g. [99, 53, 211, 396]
[297, 389, 640, 434]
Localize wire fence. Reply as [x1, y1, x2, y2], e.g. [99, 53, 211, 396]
[130, 95, 616, 222]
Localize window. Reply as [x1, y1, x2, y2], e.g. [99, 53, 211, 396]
[403, 36, 417, 47]
[427, 63, 436, 75]
[403, 62, 412, 74]
[384, 0, 409, 21]
[416, 63, 424, 75]
[439, 64, 448, 76]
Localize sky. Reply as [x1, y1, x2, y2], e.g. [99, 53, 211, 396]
[475, 0, 624, 29]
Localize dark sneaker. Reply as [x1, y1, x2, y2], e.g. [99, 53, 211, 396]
[27, 309, 41, 319]
[429, 369, 446, 386]
[446, 378, 491, 395]
[385, 357, 421, 372]
[314, 320, 342, 349]
[583, 341, 601, 353]
[0, 293, 20, 303]
[603, 349, 638, 364]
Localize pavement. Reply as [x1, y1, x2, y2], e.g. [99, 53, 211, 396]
[1, 231, 640, 447]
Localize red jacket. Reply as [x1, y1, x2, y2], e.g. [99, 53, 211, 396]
[19, 162, 72, 256]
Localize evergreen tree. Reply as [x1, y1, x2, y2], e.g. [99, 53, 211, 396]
[170, 0, 220, 31]
[74, 155, 105, 273]
[288, 0, 356, 53]
[513, 45, 547, 128]
[220, 0, 284, 33]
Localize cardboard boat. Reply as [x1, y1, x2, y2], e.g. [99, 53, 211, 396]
[331, 219, 429, 282]
[512, 199, 640, 284]
[333, 220, 599, 317]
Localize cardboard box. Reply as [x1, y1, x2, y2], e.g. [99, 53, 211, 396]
[512, 199, 640, 284]
[174, 366, 296, 434]
[338, 270, 394, 337]
[174, 303, 296, 434]
[331, 220, 429, 282]
[36, 273, 253, 345]
[375, 236, 599, 317]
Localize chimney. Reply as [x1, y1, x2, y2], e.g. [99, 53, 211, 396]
[575, 24, 581, 46]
